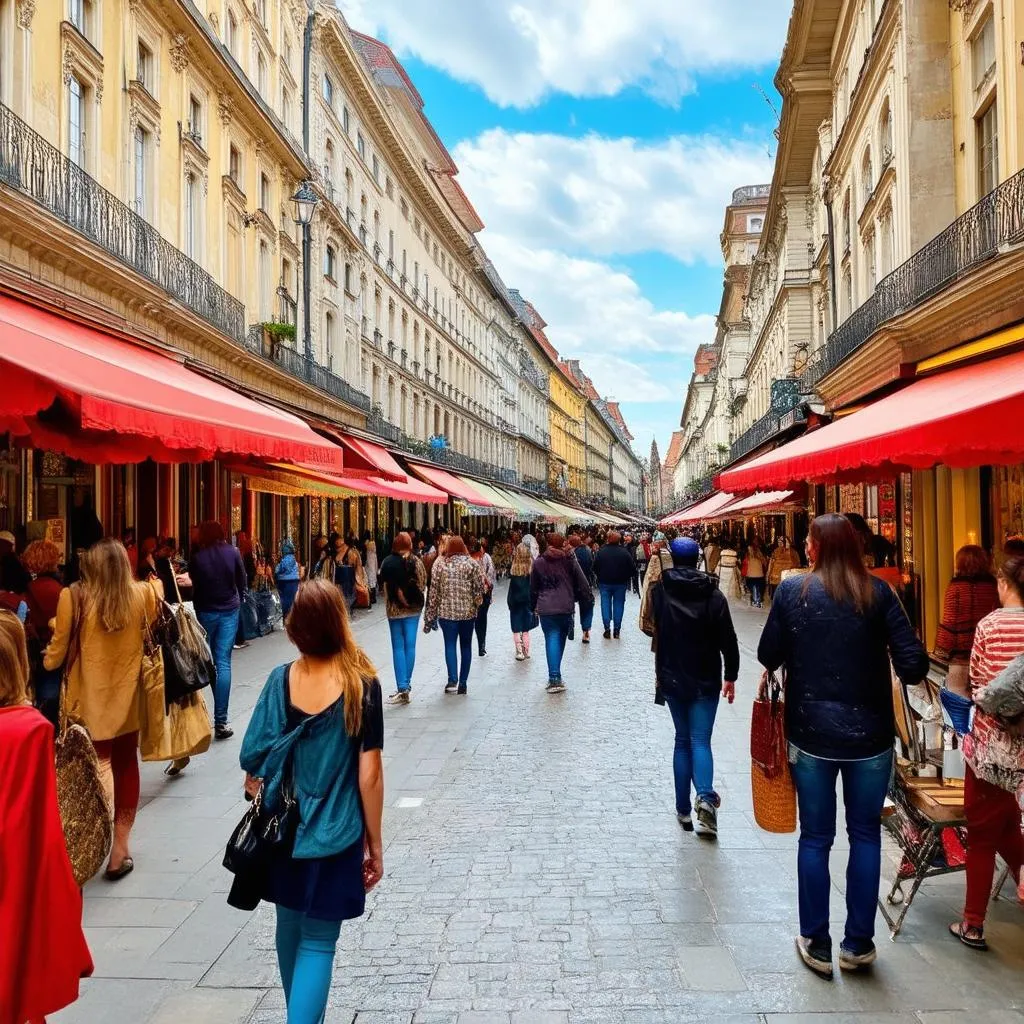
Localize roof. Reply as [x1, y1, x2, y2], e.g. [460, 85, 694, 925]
[508, 292, 579, 389]
[693, 344, 719, 377]
[605, 402, 632, 441]
[663, 430, 686, 470]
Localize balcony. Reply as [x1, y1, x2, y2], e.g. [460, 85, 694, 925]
[0, 101, 245, 345]
[802, 168, 1024, 390]
[729, 378, 803, 463]
[244, 327, 370, 412]
[732, 184, 771, 205]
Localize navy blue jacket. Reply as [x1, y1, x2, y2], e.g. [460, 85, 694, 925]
[758, 574, 929, 759]
[573, 544, 594, 579]
[593, 544, 636, 586]
[189, 541, 247, 613]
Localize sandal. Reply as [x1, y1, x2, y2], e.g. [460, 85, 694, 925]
[164, 757, 190, 777]
[104, 857, 135, 881]
[949, 921, 988, 950]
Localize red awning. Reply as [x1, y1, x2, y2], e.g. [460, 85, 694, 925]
[665, 492, 736, 526]
[322, 430, 406, 481]
[409, 464, 493, 506]
[711, 490, 796, 518]
[0, 297, 342, 468]
[718, 349, 1024, 492]
[336, 473, 447, 504]
[231, 461, 448, 504]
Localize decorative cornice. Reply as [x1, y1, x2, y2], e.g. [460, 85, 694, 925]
[61, 21, 105, 101]
[169, 33, 190, 73]
[218, 92, 235, 126]
[16, 0, 36, 30]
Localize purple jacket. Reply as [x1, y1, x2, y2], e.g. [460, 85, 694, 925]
[530, 548, 593, 617]
[190, 541, 247, 614]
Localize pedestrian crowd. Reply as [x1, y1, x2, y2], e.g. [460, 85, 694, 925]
[2, 511, 1024, 1022]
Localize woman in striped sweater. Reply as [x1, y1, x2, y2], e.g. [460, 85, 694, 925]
[950, 553, 1024, 951]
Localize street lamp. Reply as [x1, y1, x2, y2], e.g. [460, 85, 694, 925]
[291, 181, 319, 363]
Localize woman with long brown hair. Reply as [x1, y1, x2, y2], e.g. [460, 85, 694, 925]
[236, 578, 384, 1023]
[758, 513, 928, 978]
[424, 534, 483, 694]
[44, 538, 161, 880]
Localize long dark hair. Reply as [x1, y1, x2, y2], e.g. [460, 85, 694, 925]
[803, 513, 875, 613]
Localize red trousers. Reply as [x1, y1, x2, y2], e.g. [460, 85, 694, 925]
[92, 730, 140, 830]
[963, 766, 1024, 928]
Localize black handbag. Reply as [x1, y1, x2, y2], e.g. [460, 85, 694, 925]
[153, 578, 216, 705]
[223, 773, 297, 877]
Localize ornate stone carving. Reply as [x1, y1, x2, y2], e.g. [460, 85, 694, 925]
[169, 33, 190, 73]
[207, 9, 220, 33]
[218, 92, 235, 125]
[16, 0, 36, 29]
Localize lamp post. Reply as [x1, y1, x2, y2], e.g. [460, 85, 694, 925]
[291, 181, 319, 363]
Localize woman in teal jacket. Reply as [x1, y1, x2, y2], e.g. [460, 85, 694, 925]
[235, 579, 384, 1024]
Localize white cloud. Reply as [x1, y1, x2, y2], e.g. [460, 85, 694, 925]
[336, 0, 790, 108]
[455, 130, 772, 264]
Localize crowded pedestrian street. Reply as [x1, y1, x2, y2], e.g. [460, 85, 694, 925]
[51, 585, 1024, 1024]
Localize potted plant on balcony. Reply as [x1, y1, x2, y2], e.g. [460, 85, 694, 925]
[261, 320, 296, 362]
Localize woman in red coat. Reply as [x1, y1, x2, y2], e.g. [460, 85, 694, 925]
[0, 610, 92, 1024]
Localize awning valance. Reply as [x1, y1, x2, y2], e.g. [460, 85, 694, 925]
[491, 487, 553, 521]
[232, 461, 447, 504]
[0, 297, 342, 468]
[664, 492, 736, 526]
[718, 349, 1024, 492]
[711, 490, 796, 518]
[409, 464, 493, 505]
[325, 431, 406, 481]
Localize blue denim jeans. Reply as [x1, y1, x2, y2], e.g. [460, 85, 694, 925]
[277, 578, 300, 619]
[275, 905, 342, 1024]
[439, 617, 475, 686]
[665, 696, 719, 816]
[578, 600, 594, 633]
[748, 577, 765, 606]
[196, 607, 239, 727]
[388, 614, 420, 693]
[540, 613, 572, 681]
[599, 583, 627, 631]
[789, 745, 893, 952]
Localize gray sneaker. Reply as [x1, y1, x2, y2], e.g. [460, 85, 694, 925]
[387, 691, 410, 705]
[838, 943, 876, 971]
[546, 680, 566, 694]
[695, 797, 718, 836]
[677, 813, 694, 832]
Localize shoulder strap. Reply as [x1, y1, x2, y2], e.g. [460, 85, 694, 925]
[58, 584, 84, 736]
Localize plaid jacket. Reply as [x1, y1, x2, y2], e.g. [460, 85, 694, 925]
[425, 555, 484, 624]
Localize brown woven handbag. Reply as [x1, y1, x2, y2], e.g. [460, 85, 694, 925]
[54, 584, 113, 886]
[750, 670, 797, 833]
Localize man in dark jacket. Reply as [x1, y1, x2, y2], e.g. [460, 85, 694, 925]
[593, 531, 636, 639]
[651, 537, 739, 836]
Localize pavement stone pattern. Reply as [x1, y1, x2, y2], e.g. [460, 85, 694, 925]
[52, 584, 1024, 1023]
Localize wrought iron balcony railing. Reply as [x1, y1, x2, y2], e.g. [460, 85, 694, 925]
[801, 168, 1024, 390]
[729, 378, 802, 463]
[0, 101, 246, 345]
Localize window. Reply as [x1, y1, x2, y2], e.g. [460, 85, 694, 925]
[342, 105, 350, 134]
[68, 75, 86, 167]
[134, 125, 150, 217]
[188, 95, 202, 140]
[282, 87, 292, 130]
[414, 216, 421, 237]
[972, 16, 996, 97]
[322, 73, 334, 106]
[259, 172, 270, 212]
[842, 189, 851, 252]
[325, 311, 335, 370]
[388, 229, 394, 259]
[283, 35, 292, 69]
[357, 132, 365, 161]
[256, 50, 267, 96]
[400, 198, 408, 220]
[137, 41, 153, 91]
[259, 239, 270, 317]
[323, 244, 337, 280]
[842, 265, 853, 320]
[226, 10, 238, 57]
[184, 172, 198, 258]
[863, 230, 877, 291]
[977, 100, 998, 197]
[746, 215, 763, 233]
[372, 153, 379, 183]
[344, 262, 353, 293]
[861, 148, 873, 204]
[257, 0, 267, 27]
[878, 205, 894, 277]
[68, 0, 91, 38]
[229, 144, 241, 186]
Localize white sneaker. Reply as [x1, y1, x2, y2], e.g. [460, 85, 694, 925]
[515, 651, 526, 661]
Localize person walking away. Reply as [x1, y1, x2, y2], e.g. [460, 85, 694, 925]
[275, 539, 302, 620]
[624, 532, 641, 595]
[424, 536, 483, 694]
[44, 538, 162, 879]
[758, 513, 928, 977]
[190, 521, 247, 739]
[569, 536, 595, 642]
[718, 539, 742, 600]
[23, 539, 65, 727]
[0, 611, 94, 1022]
[379, 533, 426, 705]
[639, 534, 675, 636]
[508, 542, 535, 660]
[636, 533, 651, 583]
[469, 538, 496, 656]
[949, 553, 1024, 951]
[745, 540, 767, 607]
[651, 538, 738, 835]
[361, 532, 379, 605]
[530, 533, 593, 694]
[703, 534, 721, 576]
[593, 531, 635, 639]
[766, 537, 799, 603]
[933, 544, 999, 698]
[235, 579, 384, 1024]
[522, 531, 540, 560]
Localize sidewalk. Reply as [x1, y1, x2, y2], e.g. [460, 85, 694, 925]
[53, 584, 1024, 1023]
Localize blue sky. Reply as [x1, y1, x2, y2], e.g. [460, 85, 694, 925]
[338, 1, 789, 456]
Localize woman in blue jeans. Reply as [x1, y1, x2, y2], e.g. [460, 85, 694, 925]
[189, 521, 247, 740]
[234, 579, 384, 1024]
[758, 514, 928, 978]
[529, 533, 593, 694]
[424, 536, 483, 694]
[378, 532, 427, 706]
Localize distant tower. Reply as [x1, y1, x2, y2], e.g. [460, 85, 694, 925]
[649, 439, 662, 511]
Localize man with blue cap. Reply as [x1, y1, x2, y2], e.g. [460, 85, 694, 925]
[650, 535, 739, 836]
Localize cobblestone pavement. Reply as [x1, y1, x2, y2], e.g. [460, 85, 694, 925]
[54, 584, 1024, 1024]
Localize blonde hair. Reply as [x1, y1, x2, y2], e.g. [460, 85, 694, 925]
[80, 538, 137, 632]
[0, 610, 30, 707]
[511, 542, 534, 577]
[285, 578, 377, 736]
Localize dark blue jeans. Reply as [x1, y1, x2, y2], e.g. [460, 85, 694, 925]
[665, 696, 719, 816]
[439, 617, 475, 686]
[277, 578, 300, 619]
[197, 607, 239, 727]
[790, 745, 893, 952]
[388, 614, 419, 693]
[578, 600, 594, 633]
[748, 577, 765, 606]
[599, 583, 627, 631]
[540, 613, 572, 681]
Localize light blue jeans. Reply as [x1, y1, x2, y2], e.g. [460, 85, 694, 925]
[388, 614, 420, 693]
[275, 905, 342, 1024]
[196, 607, 239, 727]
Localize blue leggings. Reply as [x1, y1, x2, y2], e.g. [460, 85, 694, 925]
[275, 905, 342, 1024]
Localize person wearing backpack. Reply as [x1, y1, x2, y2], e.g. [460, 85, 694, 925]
[650, 537, 738, 837]
[378, 532, 427, 706]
